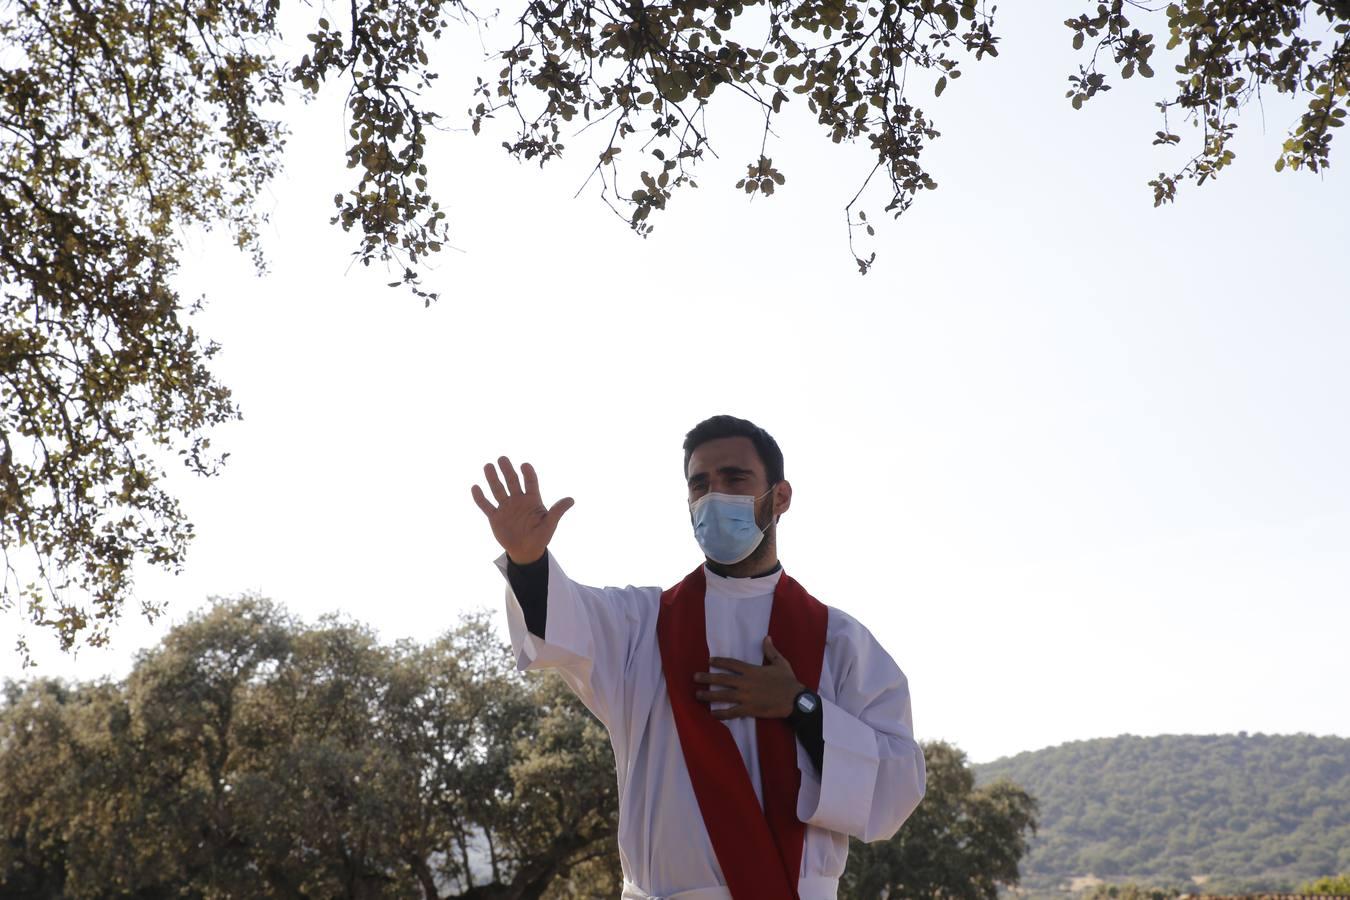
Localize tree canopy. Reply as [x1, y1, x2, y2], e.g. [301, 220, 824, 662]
[1299, 873, 1350, 895]
[1065, 0, 1350, 205]
[2, 0, 1345, 655]
[842, 741, 1038, 899]
[0, 600, 621, 898]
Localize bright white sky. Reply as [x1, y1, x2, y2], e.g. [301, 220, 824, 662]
[4, 2, 1348, 764]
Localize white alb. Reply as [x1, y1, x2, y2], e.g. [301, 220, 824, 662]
[498, 552, 926, 900]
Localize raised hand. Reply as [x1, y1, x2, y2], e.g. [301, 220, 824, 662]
[471, 457, 575, 566]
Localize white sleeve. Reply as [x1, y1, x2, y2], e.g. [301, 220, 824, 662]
[496, 551, 654, 729]
[796, 611, 927, 842]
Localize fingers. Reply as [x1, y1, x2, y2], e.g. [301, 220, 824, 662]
[763, 637, 792, 673]
[499, 456, 523, 495]
[483, 462, 508, 504]
[693, 672, 739, 687]
[762, 636, 780, 660]
[546, 496, 575, 526]
[695, 687, 739, 703]
[708, 657, 753, 674]
[521, 461, 540, 497]
[470, 484, 496, 516]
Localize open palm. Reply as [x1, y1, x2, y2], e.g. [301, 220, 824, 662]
[471, 457, 574, 565]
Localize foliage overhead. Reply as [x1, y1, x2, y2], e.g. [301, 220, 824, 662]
[3, 0, 1345, 656]
[472, 0, 1000, 274]
[0, 0, 458, 657]
[974, 733, 1350, 895]
[0, 0, 999, 656]
[0, 0, 271, 655]
[1064, 0, 1350, 204]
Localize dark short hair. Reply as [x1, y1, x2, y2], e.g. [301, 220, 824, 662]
[683, 415, 785, 485]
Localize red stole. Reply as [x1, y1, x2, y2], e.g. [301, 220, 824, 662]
[656, 565, 828, 900]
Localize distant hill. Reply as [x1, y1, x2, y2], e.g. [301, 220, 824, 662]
[973, 733, 1350, 895]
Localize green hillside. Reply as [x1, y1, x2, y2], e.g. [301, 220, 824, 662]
[973, 733, 1350, 894]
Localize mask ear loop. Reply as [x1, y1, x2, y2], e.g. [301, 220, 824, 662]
[758, 481, 781, 533]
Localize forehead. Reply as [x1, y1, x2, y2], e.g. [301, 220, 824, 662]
[686, 436, 765, 477]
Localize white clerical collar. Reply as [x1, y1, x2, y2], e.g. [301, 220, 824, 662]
[703, 564, 782, 599]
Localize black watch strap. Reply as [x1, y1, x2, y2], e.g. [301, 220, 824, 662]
[788, 690, 825, 774]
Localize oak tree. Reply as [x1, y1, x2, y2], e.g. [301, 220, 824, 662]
[840, 741, 1038, 900]
[0, 599, 621, 898]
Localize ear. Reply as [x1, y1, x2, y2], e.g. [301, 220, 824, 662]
[772, 480, 792, 519]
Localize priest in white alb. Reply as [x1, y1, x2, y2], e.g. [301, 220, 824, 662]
[470, 415, 926, 900]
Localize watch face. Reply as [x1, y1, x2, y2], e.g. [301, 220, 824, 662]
[796, 692, 819, 714]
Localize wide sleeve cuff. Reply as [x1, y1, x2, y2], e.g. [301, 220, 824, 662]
[796, 696, 882, 837]
[496, 551, 593, 675]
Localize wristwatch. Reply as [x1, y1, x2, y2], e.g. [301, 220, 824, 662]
[787, 689, 820, 727]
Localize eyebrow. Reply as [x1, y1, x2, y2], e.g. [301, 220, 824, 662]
[687, 465, 756, 486]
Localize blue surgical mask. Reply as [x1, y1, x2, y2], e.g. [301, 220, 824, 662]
[689, 488, 774, 565]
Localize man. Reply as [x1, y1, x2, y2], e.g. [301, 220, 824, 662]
[471, 415, 925, 900]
